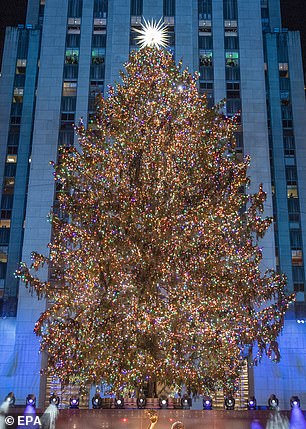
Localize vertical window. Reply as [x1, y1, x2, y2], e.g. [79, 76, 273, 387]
[94, 0, 108, 18]
[67, 18, 81, 34]
[65, 49, 79, 64]
[223, 0, 237, 21]
[131, 0, 143, 16]
[13, 88, 24, 103]
[68, 0, 83, 18]
[164, 0, 175, 17]
[225, 51, 239, 67]
[0, 247, 8, 263]
[198, 0, 212, 20]
[91, 48, 105, 65]
[16, 59, 27, 75]
[62, 82, 77, 97]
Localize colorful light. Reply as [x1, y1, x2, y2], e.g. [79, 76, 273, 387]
[16, 45, 293, 396]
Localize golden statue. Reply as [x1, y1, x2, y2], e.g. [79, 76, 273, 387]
[145, 410, 185, 429]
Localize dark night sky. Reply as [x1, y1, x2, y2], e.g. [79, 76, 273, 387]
[281, 0, 306, 79]
[0, 0, 27, 69]
[0, 0, 306, 78]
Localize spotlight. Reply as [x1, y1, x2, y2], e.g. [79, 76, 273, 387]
[137, 394, 147, 409]
[247, 396, 257, 410]
[92, 393, 102, 409]
[5, 392, 15, 407]
[181, 394, 192, 410]
[159, 395, 169, 409]
[69, 396, 79, 409]
[114, 396, 124, 409]
[268, 394, 279, 410]
[49, 393, 60, 407]
[290, 396, 300, 409]
[203, 396, 212, 410]
[224, 396, 235, 410]
[26, 394, 36, 408]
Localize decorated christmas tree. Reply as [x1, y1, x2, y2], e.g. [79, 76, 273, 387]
[17, 37, 293, 396]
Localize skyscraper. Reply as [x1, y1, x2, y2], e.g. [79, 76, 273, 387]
[0, 0, 305, 409]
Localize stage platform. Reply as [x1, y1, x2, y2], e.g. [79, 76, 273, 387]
[40, 408, 304, 429]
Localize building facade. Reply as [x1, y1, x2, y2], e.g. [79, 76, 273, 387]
[0, 0, 305, 409]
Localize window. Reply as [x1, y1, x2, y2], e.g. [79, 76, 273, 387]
[292, 266, 304, 282]
[286, 166, 297, 183]
[7, 128, 20, 146]
[0, 210, 11, 220]
[58, 130, 74, 147]
[292, 250, 303, 266]
[288, 198, 300, 223]
[68, 0, 83, 18]
[198, 35, 212, 50]
[90, 63, 105, 80]
[61, 113, 75, 123]
[16, 59, 27, 74]
[13, 88, 24, 103]
[91, 48, 105, 64]
[280, 77, 290, 91]
[64, 64, 79, 79]
[8, 147, 18, 156]
[223, 0, 237, 20]
[279, 62, 289, 78]
[224, 36, 239, 50]
[294, 283, 304, 292]
[89, 84, 103, 111]
[92, 34, 107, 48]
[226, 99, 241, 115]
[198, 0, 212, 20]
[234, 131, 243, 149]
[226, 67, 240, 81]
[65, 49, 79, 64]
[199, 51, 213, 67]
[131, 0, 143, 16]
[0, 220, 10, 228]
[63, 82, 77, 97]
[94, 0, 108, 18]
[291, 231, 303, 248]
[164, 0, 175, 16]
[227, 82, 240, 98]
[61, 96, 76, 112]
[0, 248, 8, 264]
[93, 20, 107, 35]
[281, 105, 292, 120]
[0, 263, 7, 279]
[226, 51, 239, 67]
[287, 185, 298, 199]
[3, 178, 15, 195]
[67, 17, 81, 34]
[1, 195, 13, 210]
[66, 34, 80, 47]
[89, 81, 104, 111]
[284, 135, 295, 157]
[199, 58, 213, 80]
[4, 164, 16, 177]
[6, 155, 17, 164]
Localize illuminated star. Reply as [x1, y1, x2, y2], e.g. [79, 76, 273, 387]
[134, 18, 169, 49]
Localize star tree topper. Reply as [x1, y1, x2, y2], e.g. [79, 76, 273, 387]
[134, 18, 169, 49]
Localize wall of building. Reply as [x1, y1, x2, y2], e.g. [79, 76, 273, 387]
[254, 319, 306, 410]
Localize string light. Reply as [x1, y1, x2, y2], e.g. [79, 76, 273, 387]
[16, 46, 293, 396]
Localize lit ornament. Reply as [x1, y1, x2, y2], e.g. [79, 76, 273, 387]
[134, 18, 169, 49]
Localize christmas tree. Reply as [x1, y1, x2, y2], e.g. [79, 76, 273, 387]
[17, 44, 293, 396]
